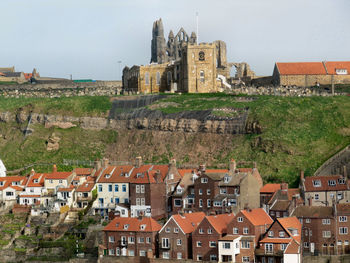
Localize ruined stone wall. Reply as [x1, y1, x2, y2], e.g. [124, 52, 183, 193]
[0, 81, 122, 98]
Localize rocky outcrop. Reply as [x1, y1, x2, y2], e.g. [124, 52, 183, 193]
[47, 133, 60, 151]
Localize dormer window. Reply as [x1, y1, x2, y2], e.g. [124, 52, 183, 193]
[123, 224, 129, 230]
[201, 178, 208, 183]
[338, 178, 345, 184]
[268, 231, 274, 237]
[313, 180, 321, 187]
[12, 181, 19, 186]
[328, 180, 336, 186]
[220, 188, 227, 194]
[177, 188, 182, 194]
[140, 224, 146, 230]
[224, 175, 230, 183]
[33, 179, 39, 183]
[336, 69, 347, 75]
[279, 231, 285, 237]
[137, 173, 143, 178]
[237, 217, 243, 222]
[0, 182, 3, 186]
[105, 174, 111, 179]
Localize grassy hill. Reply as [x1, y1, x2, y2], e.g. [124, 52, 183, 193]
[0, 94, 349, 186]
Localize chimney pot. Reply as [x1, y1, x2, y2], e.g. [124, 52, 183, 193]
[52, 164, 57, 173]
[135, 156, 142, 168]
[300, 170, 305, 181]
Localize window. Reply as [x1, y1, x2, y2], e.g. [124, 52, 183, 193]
[156, 72, 160, 85]
[322, 219, 331, 225]
[197, 255, 203, 261]
[122, 184, 126, 192]
[108, 185, 112, 192]
[5, 192, 14, 196]
[49, 180, 53, 183]
[208, 228, 213, 234]
[115, 198, 119, 204]
[165, 227, 170, 233]
[338, 178, 345, 184]
[136, 198, 140, 206]
[140, 224, 146, 230]
[200, 70, 205, 82]
[136, 185, 140, 193]
[116, 248, 120, 256]
[199, 228, 204, 234]
[196, 241, 202, 247]
[146, 237, 151, 243]
[241, 241, 250, 249]
[268, 231, 274, 237]
[177, 253, 182, 259]
[109, 236, 115, 243]
[281, 244, 287, 251]
[199, 199, 203, 207]
[223, 242, 231, 249]
[141, 198, 145, 205]
[337, 240, 342, 246]
[128, 236, 135, 243]
[174, 227, 179, 233]
[323, 231, 331, 238]
[199, 189, 203, 195]
[115, 185, 119, 192]
[315, 194, 319, 200]
[279, 231, 285, 237]
[336, 69, 348, 75]
[121, 236, 127, 245]
[109, 249, 115, 255]
[177, 239, 182, 246]
[162, 238, 170, 248]
[209, 241, 216, 247]
[339, 227, 348, 235]
[210, 255, 217, 261]
[145, 72, 149, 85]
[98, 185, 102, 192]
[123, 224, 129, 230]
[138, 237, 144, 243]
[306, 218, 311, 223]
[304, 242, 309, 248]
[207, 189, 211, 195]
[328, 180, 336, 186]
[201, 177, 208, 183]
[128, 250, 134, 256]
[220, 188, 227, 194]
[313, 180, 321, 187]
[162, 252, 170, 259]
[141, 185, 145, 193]
[199, 51, 205, 61]
[139, 250, 146, 257]
[323, 243, 327, 247]
[124, 198, 129, 203]
[242, 257, 250, 263]
[243, 227, 249, 234]
[174, 199, 181, 207]
[337, 192, 343, 200]
[237, 217, 243, 222]
[265, 243, 273, 253]
[214, 201, 222, 207]
[207, 199, 211, 207]
[339, 216, 347, 222]
[233, 227, 238, 234]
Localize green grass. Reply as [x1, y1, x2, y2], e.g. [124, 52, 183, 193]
[0, 96, 112, 117]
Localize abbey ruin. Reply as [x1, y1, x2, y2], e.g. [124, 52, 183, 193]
[123, 19, 256, 94]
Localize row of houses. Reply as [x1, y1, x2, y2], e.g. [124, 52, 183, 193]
[0, 67, 40, 83]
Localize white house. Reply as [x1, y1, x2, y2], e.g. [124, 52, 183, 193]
[218, 236, 241, 263]
[19, 170, 46, 206]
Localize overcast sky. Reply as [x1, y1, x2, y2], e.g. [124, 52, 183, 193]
[1, 0, 349, 80]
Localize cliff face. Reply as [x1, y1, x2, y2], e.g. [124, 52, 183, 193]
[0, 106, 257, 135]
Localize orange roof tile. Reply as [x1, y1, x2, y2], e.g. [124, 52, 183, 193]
[74, 168, 93, 175]
[97, 165, 134, 183]
[277, 217, 302, 243]
[324, 61, 350, 75]
[0, 176, 27, 191]
[206, 213, 235, 234]
[260, 184, 281, 193]
[103, 217, 162, 232]
[206, 169, 229, 174]
[172, 212, 206, 234]
[276, 62, 327, 75]
[24, 73, 32, 80]
[27, 173, 47, 187]
[303, 175, 348, 192]
[177, 169, 195, 178]
[260, 237, 292, 243]
[152, 165, 169, 180]
[45, 172, 72, 180]
[241, 208, 273, 226]
[285, 239, 300, 254]
[75, 182, 95, 192]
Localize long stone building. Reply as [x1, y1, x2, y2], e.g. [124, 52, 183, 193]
[122, 19, 232, 94]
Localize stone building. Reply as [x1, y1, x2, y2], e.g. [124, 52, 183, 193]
[123, 19, 235, 94]
[272, 61, 350, 87]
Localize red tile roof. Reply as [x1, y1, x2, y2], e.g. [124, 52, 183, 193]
[206, 169, 229, 174]
[177, 169, 195, 178]
[75, 182, 95, 192]
[97, 165, 134, 183]
[103, 217, 162, 232]
[260, 184, 281, 194]
[45, 172, 72, 180]
[324, 61, 350, 75]
[285, 239, 300, 254]
[27, 173, 47, 187]
[260, 238, 292, 244]
[24, 73, 32, 80]
[206, 213, 235, 234]
[74, 168, 93, 175]
[303, 175, 348, 192]
[241, 208, 273, 226]
[276, 62, 327, 75]
[277, 217, 302, 243]
[171, 212, 206, 234]
[0, 176, 27, 191]
[152, 165, 169, 180]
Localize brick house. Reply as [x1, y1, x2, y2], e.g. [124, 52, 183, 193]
[218, 208, 273, 263]
[260, 183, 281, 208]
[102, 217, 161, 258]
[192, 213, 235, 261]
[267, 183, 303, 220]
[300, 173, 350, 207]
[293, 204, 350, 255]
[158, 212, 205, 260]
[256, 217, 302, 263]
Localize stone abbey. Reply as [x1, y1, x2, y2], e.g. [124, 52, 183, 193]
[122, 19, 245, 94]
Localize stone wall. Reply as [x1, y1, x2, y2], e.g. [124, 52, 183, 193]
[275, 74, 350, 87]
[0, 81, 122, 98]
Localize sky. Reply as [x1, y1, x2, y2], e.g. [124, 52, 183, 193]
[1, 0, 349, 80]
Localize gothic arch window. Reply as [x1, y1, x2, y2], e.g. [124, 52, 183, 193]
[199, 51, 205, 61]
[156, 72, 161, 85]
[200, 70, 205, 82]
[145, 72, 150, 85]
[167, 72, 172, 85]
[182, 31, 185, 40]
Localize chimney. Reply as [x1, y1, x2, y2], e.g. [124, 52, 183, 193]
[169, 158, 176, 168]
[52, 164, 57, 173]
[300, 170, 304, 181]
[199, 164, 206, 173]
[102, 158, 109, 169]
[229, 159, 237, 172]
[154, 170, 162, 183]
[95, 159, 101, 171]
[30, 168, 35, 176]
[343, 165, 347, 178]
[281, 182, 288, 192]
[135, 156, 142, 168]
